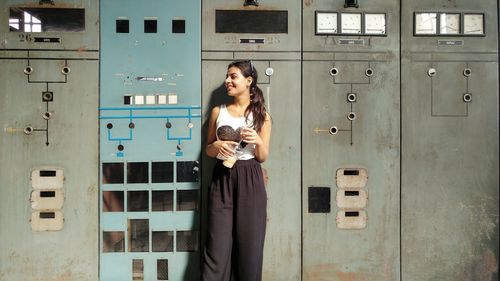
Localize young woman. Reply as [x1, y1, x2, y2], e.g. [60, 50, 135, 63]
[203, 60, 272, 281]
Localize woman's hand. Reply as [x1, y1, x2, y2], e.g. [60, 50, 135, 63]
[240, 127, 263, 146]
[215, 140, 239, 158]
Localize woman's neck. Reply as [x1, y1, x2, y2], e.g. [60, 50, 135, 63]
[233, 94, 251, 108]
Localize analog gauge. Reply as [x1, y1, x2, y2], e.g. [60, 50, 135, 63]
[464, 14, 484, 35]
[341, 13, 362, 34]
[316, 12, 338, 34]
[415, 12, 437, 34]
[365, 13, 386, 34]
[440, 13, 460, 34]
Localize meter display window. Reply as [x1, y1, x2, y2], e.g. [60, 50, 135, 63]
[365, 13, 386, 34]
[414, 12, 485, 36]
[340, 13, 362, 34]
[316, 12, 338, 34]
[440, 13, 460, 34]
[415, 12, 437, 35]
[463, 14, 484, 35]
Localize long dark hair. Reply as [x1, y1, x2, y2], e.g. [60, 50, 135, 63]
[228, 60, 268, 132]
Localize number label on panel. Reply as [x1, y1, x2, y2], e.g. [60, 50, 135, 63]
[316, 12, 338, 34]
[341, 13, 362, 34]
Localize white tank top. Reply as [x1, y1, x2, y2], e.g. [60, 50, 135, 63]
[216, 104, 256, 160]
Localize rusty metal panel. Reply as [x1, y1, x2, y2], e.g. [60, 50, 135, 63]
[0, 0, 99, 280]
[201, 57, 302, 281]
[302, 0, 401, 280]
[401, 0, 499, 280]
[0, 57, 99, 280]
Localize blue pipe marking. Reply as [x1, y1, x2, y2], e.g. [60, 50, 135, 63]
[166, 121, 193, 141]
[107, 128, 133, 141]
[99, 106, 201, 111]
[99, 115, 201, 120]
[167, 129, 193, 141]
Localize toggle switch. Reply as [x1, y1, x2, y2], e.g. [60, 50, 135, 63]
[24, 66, 33, 75]
[428, 68, 436, 77]
[365, 68, 373, 77]
[463, 93, 472, 103]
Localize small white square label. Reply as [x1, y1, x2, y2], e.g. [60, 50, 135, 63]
[134, 95, 144, 105]
[158, 95, 167, 104]
[168, 94, 178, 104]
[146, 95, 156, 104]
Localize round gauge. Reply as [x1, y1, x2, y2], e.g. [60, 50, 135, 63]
[440, 13, 460, 34]
[316, 12, 338, 34]
[464, 14, 484, 35]
[341, 13, 362, 34]
[415, 12, 437, 34]
[365, 13, 386, 34]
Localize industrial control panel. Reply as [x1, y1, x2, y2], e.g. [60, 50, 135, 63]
[0, 1, 497, 281]
[401, 0, 499, 280]
[0, 0, 99, 280]
[302, 0, 400, 280]
[99, 0, 201, 280]
[201, 0, 302, 280]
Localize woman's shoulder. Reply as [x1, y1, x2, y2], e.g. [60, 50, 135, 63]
[210, 104, 230, 121]
[264, 111, 272, 122]
[211, 104, 229, 113]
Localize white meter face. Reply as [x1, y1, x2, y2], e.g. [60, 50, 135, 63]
[463, 14, 484, 35]
[440, 13, 460, 34]
[341, 13, 362, 34]
[316, 12, 338, 34]
[365, 14, 386, 34]
[415, 12, 437, 34]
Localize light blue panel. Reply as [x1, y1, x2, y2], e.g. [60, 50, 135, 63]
[100, 0, 201, 280]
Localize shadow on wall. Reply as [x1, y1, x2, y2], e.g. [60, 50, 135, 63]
[183, 82, 231, 280]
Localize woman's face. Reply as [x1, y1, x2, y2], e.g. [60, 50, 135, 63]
[225, 66, 252, 97]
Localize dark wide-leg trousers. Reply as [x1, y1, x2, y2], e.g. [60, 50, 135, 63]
[202, 159, 267, 281]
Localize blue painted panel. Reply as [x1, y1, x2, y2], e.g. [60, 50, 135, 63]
[100, 0, 201, 280]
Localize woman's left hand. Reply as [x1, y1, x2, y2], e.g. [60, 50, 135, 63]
[240, 127, 263, 146]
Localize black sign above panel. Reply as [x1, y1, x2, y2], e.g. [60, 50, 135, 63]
[216, 10, 288, 34]
[9, 8, 85, 32]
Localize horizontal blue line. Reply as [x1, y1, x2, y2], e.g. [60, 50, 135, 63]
[100, 115, 201, 120]
[108, 137, 132, 141]
[99, 106, 201, 110]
